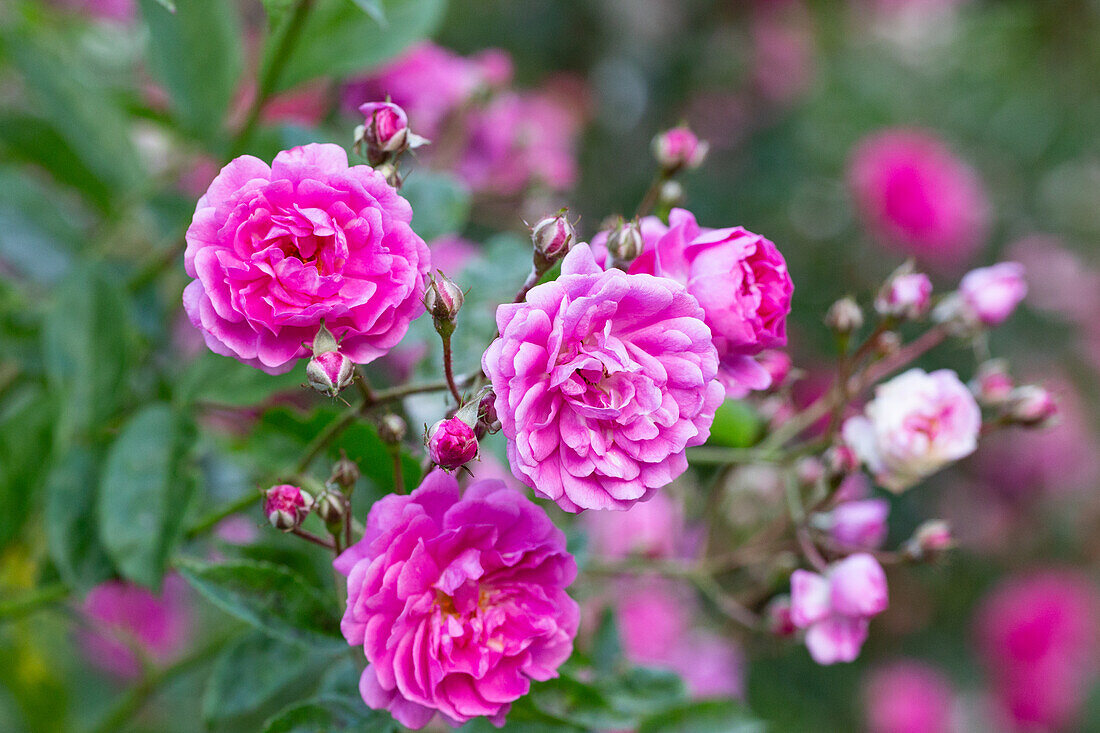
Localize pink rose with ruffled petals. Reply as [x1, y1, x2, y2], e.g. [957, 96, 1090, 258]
[959, 262, 1027, 326]
[849, 129, 990, 268]
[183, 143, 430, 373]
[791, 553, 888, 665]
[483, 244, 723, 513]
[842, 368, 980, 493]
[334, 470, 578, 729]
[615, 208, 793, 398]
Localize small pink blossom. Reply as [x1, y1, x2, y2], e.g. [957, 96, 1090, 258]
[842, 369, 981, 493]
[263, 483, 313, 531]
[426, 417, 479, 470]
[876, 271, 932, 319]
[959, 262, 1027, 326]
[183, 144, 430, 373]
[483, 243, 723, 512]
[849, 129, 990, 268]
[790, 553, 888, 665]
[79, 575, 191, 679]
[651, 126, 709, 171]
[863, 661, 955, 733]
[826, 498, 890, 550]
[334, 470, 578, 729]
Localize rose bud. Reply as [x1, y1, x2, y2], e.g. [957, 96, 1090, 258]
[652, 125, 709, 171]
[875, 266, 932, 320]
[1006, 385, 1058, 428]
[315, 487, 347, 524]
[796, 456, 825, 487]
[424, 271, 464, 337]
[355, 101, 427, 165]
[604, 218, 645, 269]
[330, 450, 360, 492]
[658, 179, 685, 208]
[531, 210, 575, 263]
[766, 595, 797, 637]
[903, 520, 953, 560]
[824, 444, 860, 478]
[306, 322, 355, 397]
[476, 389, 501, 438]
[426, 417, 479, 470]
[959, 261, 1027, 326]
[825, 297, 864, 335]
[823, 499, 890, 550]
[263, 484, 313, 531]
[378, 414, 407, 445]
[971, 359, 1014, 406]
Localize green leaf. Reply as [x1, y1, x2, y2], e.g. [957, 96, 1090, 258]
[262, 696, 394, 733]
[45, 448, 114, 591]
[41, 267, 134, 442]
[604, 667, 688, 718]
[176, 352, 305, 407]
[402, 171, 472, 244]
[707, 400, 764, 448]
[202, 632, 339, 723]
[528, 676, 636, 730]
[151, 0, 177, 11]
[98, 403, 194, 588]
[637, 700, 765, 733]
[0, 168, 83, 285]
[177, 558, 344, 649]
[260, 0, 296, 29]
[0, 114, 113, 211]
[139, 0, 243, 138]
[0, 386, 55, 546]
[263, 0, 446, 92]
[348, 0, 386, 25]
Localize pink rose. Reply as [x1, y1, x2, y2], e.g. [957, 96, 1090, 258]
[863, 661, 955, 733]
[849, 129, 990, 268]
[183, 144, 430, 373]
[617, 208, 794, 398]
[826, 498, 890, 550]
[79, 575, 191, 679]
[959, 262, 1027, 326]
[875, 270, 932, 319]
[790, 553, 889, 665]
[334, 470, 578, 729]
[483, 243, 723, 512]
[842, 368, 981, 493]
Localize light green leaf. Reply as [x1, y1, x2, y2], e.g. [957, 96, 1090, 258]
[176, 352, 305, 407]
[45, 448, 114, 591]
[0, 386, 55, 546]
[707, 400, 764, 449]
[637, 700, 765, 733]
[403, 171, 472, 244]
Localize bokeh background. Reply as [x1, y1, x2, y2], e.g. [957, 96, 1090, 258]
[2, 0, 1100, 730]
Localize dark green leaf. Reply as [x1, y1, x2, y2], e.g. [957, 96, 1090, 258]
[202, 632, 339, 723]
[0, 168, 83, 285]
[528, 676, 636, 730]
[262, 696, 393, 733]
[707, 400, 764, 449]
[0, 114, 113, 211]
[604, 667, 688, 718]
[264, 0, 446, 92]
[139, 0, 243, 138]
[176, 352, 305, 407]
[41, 267, 134, 442]
[0, 386, 55, 545]
[99, 403, 194, 587]
[177, 558, 344, 649]
[403, 171, 472, 244]
[591, 607, 622, 676]
[45, 448, 114, 591]
[637, 700, 765, 733]
[348, 0, 386, 25]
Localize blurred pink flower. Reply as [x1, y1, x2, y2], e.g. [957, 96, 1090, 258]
[849, 129, 990, 268]
[749, 0, 816, 105]
[79, 575, 191, 679]
[863, 660, 955, 733]
[826, 498, 890, 550]
[791, 553, 889, 665]
[1008, 235, 1100, 324]
[959, 262, 1027, 327]
[583, 490, 684, 560]
[975, 570, 1100, 731]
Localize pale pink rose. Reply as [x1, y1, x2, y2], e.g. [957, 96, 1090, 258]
[826, 498, 890, 550]
[341, 42, 511, 139]
[583, 490, 684, 560]
[790, 553, 889, 665]
[959, 262, 1027, 326]
[863, 660, 955, 733]
[842, 369, 981, 492]
[612, 208, 794, 398]
[975, 570, 1100, 731]
[483, 244, 723, 512]
[183, 144, 430, 373]
[334, 470, 578, 729]
[79, 575, 191, 679]
[849, 129, 990, 268]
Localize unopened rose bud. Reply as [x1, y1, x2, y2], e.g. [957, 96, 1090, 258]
[357, 102, 410, 164]
[874, 331, 902, 357]
[765, 595, 797, 637]
[959, 262, 1027, 327]
[263, 484, 313, 532]
[1006, 385, 1058, 427]
[424, 272, 464, 336]
[378, 414, 407, 444]
[475, 389, 501, 439]
[531, 210, 575, 263]
[604, 219, 644, 269]
[315, 487, 347, 524]
[971, 359, 1014, 406]
[796, 457, 825, 487]
[823, 499, 890, 550]
[658, 179, 685, 208]
[825, 297, 863, 335]
[875, 266, 932, 320]
[426, 417, 479, 470]
[330, 450, 360, 491]
[824, 444, 859, 478]
[652, 125, 709, 171]
[306, 350, 355, 398]
[903, 520, 953, 560]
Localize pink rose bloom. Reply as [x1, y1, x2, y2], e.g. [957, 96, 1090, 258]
[341, 42, 511, 139]
[183, 144, 430, 373]
[583, 490, 684, 560]
[790, 553, 889, 665]
[975, 571, 1100, 731]
[458, 85, 582, 195]
[849, 129, 990, 268]
[842, 368, 981, 493]
[616, 208, 793, 398]
[959, 262, 1027, 326]
[334, 470, 578, 729]
[825, 498, 890, 550]
[863, 661, 955, 733]
[79, 575, 191, 679]
[483, 244, 723, 512]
